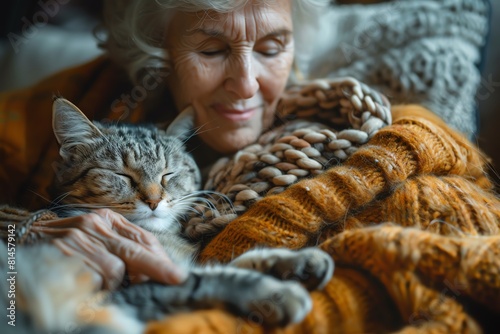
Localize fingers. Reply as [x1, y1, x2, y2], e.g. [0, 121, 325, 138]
[89, 210, 187, 284]
[106, 237, 187, 285]
[92, 209, 166, 256]
[35, 210, 162, 255]
[31, 209, 188, 287]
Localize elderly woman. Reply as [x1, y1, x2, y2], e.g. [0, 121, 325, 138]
[1, 0, 322, 288]
[1, 0, 500, 332]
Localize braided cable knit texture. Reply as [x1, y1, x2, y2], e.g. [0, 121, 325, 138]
[183, 77, 391, 239]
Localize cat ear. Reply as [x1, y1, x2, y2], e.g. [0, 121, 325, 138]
[166, 106, 195, 142]
[52, 98, 104, 158]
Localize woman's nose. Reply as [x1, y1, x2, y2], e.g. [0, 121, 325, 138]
[224, 54, 259, 99]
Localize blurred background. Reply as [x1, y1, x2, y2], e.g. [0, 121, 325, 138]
[477, 0, 500, 189]
[0, 0, 103, 91]
[0, 0, 499, 188]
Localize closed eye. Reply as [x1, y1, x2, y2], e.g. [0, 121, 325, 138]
[162, 172, 175, 185]
[257, 49, 280, 57]
[200, 50, 226, 57]
[255, 39, 284, 58]
[116, 173, 138, 187]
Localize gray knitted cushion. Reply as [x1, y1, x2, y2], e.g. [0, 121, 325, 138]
[293, 0, 489, 138]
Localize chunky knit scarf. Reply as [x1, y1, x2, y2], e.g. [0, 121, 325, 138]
[184, 77, 392, 240]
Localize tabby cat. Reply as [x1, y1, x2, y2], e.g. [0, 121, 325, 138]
[2, 99, 334, 333]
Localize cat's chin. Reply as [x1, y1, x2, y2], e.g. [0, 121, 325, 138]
[134, 217, 178, 233]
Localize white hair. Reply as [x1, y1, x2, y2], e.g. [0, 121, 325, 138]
[102, 0, 329, 85]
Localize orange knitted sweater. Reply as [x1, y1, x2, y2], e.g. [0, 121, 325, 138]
[147, 106, 500, 333]
[1, 57, 499, 333]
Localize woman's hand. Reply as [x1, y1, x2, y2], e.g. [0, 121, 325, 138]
[28, 209, 187, 290]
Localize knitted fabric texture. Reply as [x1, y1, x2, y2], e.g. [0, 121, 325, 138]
[0, 205, 58, 244]
[199, 105, 495, 261]
[0, 11, 497, 331]
[183, 77, 392, 239]
[146, 105, 500, 333]
[293, 0, 489, 138]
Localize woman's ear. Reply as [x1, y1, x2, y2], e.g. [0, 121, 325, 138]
[166, 105, 195, 142]
[52, 98, 104, 159]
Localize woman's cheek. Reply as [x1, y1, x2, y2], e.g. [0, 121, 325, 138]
[172, 53, 208, 83]
[169, 52, 221, 107]
[260, 53, 294, 106]
[264, 53, 293, 88]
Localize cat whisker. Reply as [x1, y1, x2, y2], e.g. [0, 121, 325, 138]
[175, 197, 216, 214]
[181, 205, 205, 216]
[178, 199, 226, 220]
[49, 203, 126, 213]
[170, 201, 197, 213]
[178, 190, 231, 204]
[194, 191, 235, 214]
[28, 189, 57, 206]
[195, 198, 218, 211]
[50, 191, 73, 206]
[181, 121, 220, 147]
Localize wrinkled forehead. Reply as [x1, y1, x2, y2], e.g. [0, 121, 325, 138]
[167, 0, 293, 41]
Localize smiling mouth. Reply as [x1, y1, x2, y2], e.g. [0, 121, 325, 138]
[213, 104, 260, 122]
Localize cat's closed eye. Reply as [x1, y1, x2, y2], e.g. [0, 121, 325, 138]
[162, 171, 175, 183]
[116, 173, 138, 187]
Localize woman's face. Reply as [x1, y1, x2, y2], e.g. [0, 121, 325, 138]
[165, 0, 294, 153]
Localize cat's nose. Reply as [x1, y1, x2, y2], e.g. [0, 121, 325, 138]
[145, 199, 161, 211]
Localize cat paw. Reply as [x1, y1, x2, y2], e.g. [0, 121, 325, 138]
[268, 248, 334, 291]
[246, 280, 312, 327]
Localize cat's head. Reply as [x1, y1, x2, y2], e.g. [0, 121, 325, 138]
[51, 98, 201, 232]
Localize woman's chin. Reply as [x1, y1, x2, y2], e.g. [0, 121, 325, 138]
[202, 128, 261, 154]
